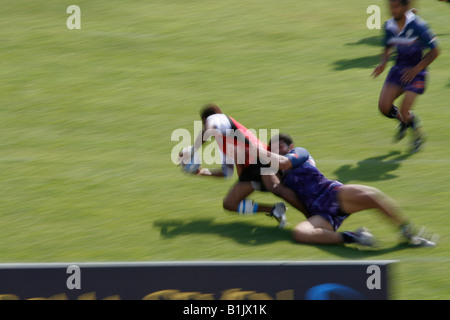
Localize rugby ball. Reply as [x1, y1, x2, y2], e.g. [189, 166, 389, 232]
[181, 158, 200, 174]
[178, 146, 200, 174]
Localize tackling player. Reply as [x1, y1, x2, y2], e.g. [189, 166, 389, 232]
[178, 104, 309, 227]
[371, 0, 440, 152]
[264, 133, 437, 247]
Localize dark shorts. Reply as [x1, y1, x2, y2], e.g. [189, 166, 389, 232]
[308, 182, 349, 231]
[385, 65, 427, 94]
[238, 162, 270, 192]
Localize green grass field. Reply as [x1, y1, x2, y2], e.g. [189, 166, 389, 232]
[0, 0, 449, 299]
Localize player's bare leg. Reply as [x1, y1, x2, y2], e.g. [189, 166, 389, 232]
[223, 181, 260, 211]
[222, 181, 287, 227]
[400, 90, 425, 152]
[378, 82, 404, 121]
[337, 184, 437, 246]
[399, 91, 418, 123]
[292, 184, 436, 247]
[292, 215, 343, 244]
[378, 83, 411, 142]
[292, 215, 376, 246]
[337, 184, 406, 226]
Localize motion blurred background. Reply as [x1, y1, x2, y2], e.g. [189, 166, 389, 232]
[0, 0, 449, 299]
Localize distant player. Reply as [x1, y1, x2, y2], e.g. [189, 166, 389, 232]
[178, 104, 309, 227]
[264, 133, 437, 247]
[371, 0, 440, 152]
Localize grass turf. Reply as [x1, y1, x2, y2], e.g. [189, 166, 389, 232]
[0, 0, 449, 299]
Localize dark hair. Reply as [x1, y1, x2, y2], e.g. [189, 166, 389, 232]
[200, 103, 222, 121]
[389, 0, 410, 6]
[269, 133, 294, 149]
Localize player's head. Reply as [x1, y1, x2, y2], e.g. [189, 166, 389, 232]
[269, 133, 294, 155]
[389, 0, 410, 21]
[200, 103, 222, 126]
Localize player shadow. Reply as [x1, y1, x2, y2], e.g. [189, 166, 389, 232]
[331, 54, 380, 71]
[154, 218, 292, 246]
[307, 242, 412, 259]
[345, 36, 382, 47]
[332, 150, 413, 184]
[336, 32, 448, 71]
[154, 218, 420, 257]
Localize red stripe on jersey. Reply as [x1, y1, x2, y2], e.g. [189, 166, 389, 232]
[221, 115, 268, 166]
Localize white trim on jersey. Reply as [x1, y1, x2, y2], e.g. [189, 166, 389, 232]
[205, 114, 235, 172]
[385, 10, 416, 35]
[387, 36, 419, 46]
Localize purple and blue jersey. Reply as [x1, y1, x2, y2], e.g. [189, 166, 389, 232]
[282, 148, 348, 230]
[383, 11, 438, 94]
[383, 11, 438, 67]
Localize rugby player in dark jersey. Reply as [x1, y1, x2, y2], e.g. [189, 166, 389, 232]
[266, 134, 437, 247]
[372, 0, 440, 152]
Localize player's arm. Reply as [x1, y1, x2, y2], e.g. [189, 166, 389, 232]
[372, 21, 394, 78]
[196, 123, 234, 178]
[280, 148, 310, 170]
[256, 148, 291, 171]
[195, 119, 234, 178]
[182, 116, 219, 158]
[178, 118, 220, 172]
[257, 145, 310, 171]
[371, 46, 392, 78]
[400, 44, 439, 84]
[400, 47, 439, 84]
[194, 128, 206, 150]
[197, 163, 234, 178]
[178, 127, 206, 166]
[401, 22, 440, 84]
[197, 168, 223, 177]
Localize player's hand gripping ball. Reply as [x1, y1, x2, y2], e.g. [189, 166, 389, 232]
[178, 146, 200, 174]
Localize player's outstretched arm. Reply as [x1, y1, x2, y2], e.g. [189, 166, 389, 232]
[196, 164, 234, 178]
[371, 46, 391, 78]
[256, 144, 310, 171]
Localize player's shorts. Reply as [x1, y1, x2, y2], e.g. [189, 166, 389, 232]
[385, 65, 427, 94]
[308, 182, 349, 231]
[238, 162, 270, 192]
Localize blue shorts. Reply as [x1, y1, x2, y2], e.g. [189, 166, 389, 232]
[308, 182, 349, 231]
[385, 65, 427, 94]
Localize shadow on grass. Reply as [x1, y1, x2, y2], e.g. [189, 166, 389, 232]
[333, 150, 414, 184]
[306, 242, 411, 260]
[331, 54, 380, 71]
[335, 33, 449, 71]
[154, 218, 413, 258]
[154, 218, 292, 246]
[345, 36, 382, 47]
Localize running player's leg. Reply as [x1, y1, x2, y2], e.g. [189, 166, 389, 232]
[292, 215, 343, 244]
[378, 81, 404, 121]
[399, 90, 419, 124]
[378, 82, 411, 141]
[399, 90, 425, 151]
[337, 184, 406, 227]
